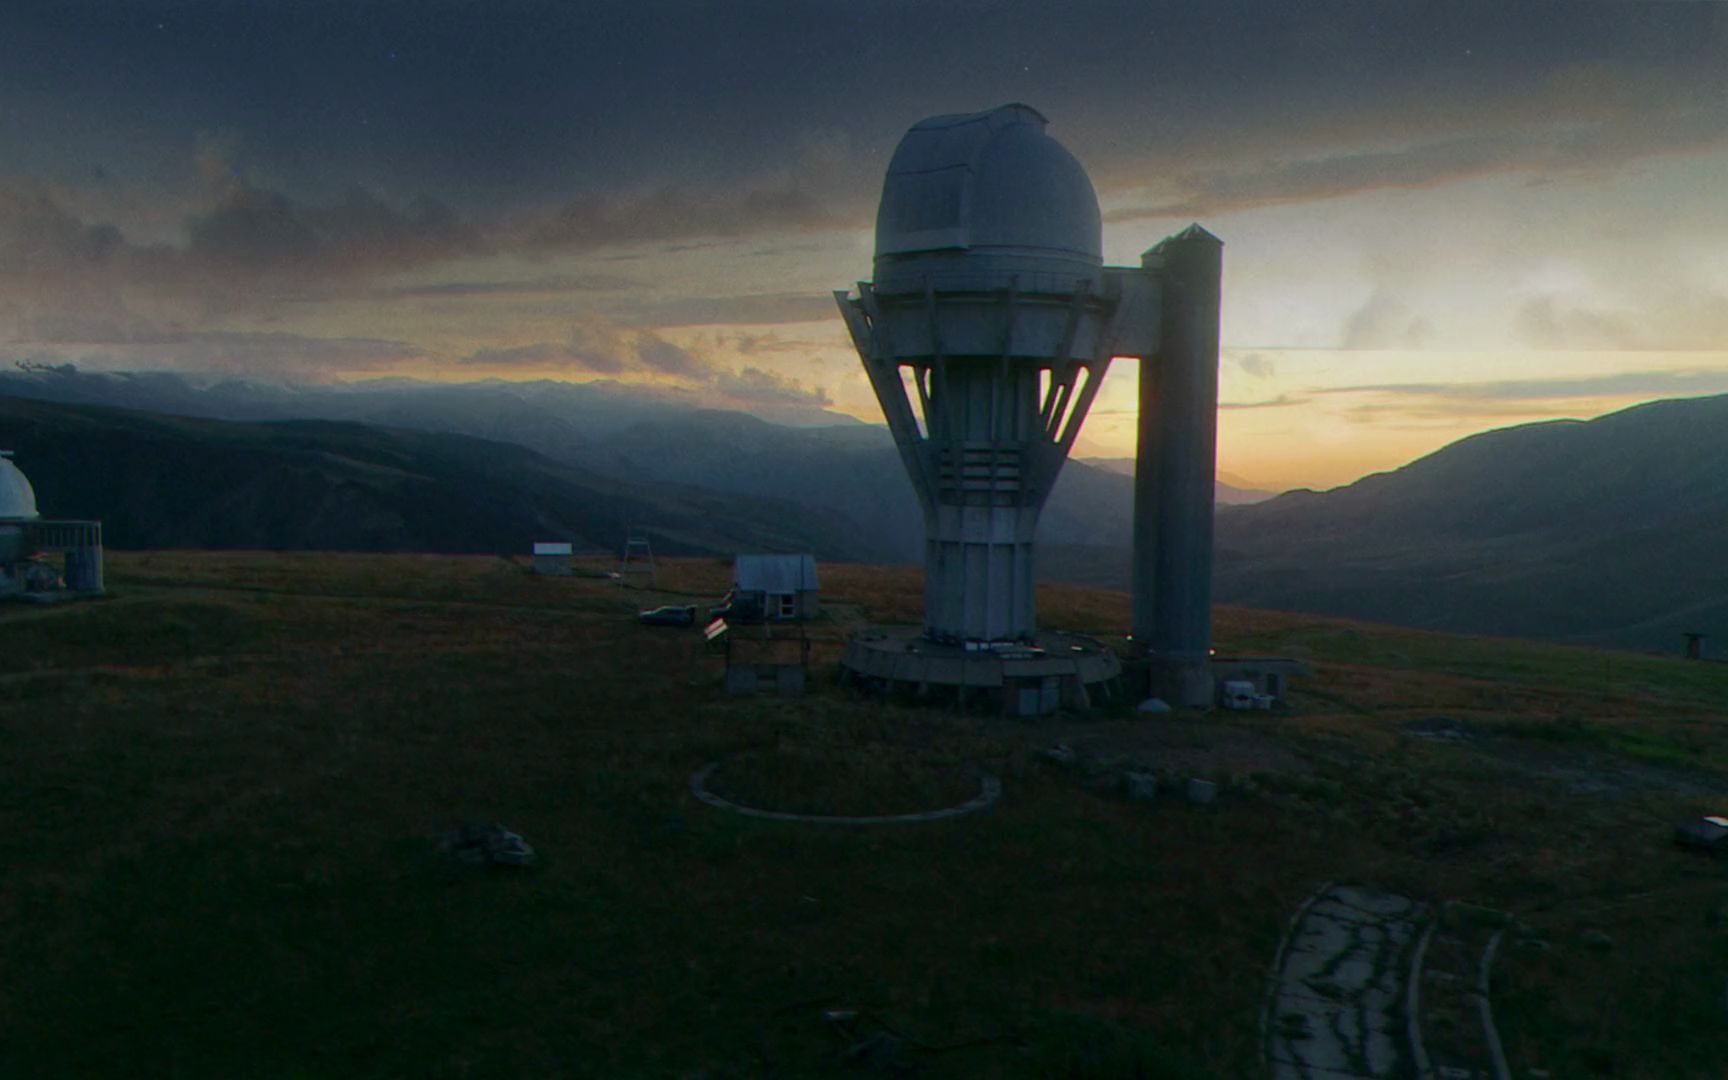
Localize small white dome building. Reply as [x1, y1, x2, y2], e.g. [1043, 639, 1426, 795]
[0, 453, 40, 521]
[0, 452, 102, 598]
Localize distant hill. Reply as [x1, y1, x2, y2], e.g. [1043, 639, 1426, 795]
[1081, 457, 1277, 505]
[1212, 394, 1728, 650]
[0, 366, 1140, 560]
[0, 366, 859, 455]
[0, 396, 879, 559]
[26, 370, 1727, 651]
[595, 410, 1140, 562]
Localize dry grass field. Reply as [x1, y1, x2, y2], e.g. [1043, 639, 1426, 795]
[1, 551, 1726, 1077]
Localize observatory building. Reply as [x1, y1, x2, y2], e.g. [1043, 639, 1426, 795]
[835, 104, 1222, 710]
[0, 452, 103, 600]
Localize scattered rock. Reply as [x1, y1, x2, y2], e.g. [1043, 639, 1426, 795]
[435, 823, 537, 868]
[1673, 815, 1728, 855]
[845, 1031, 909, 1073]
[1186, 777, 1217, 805]
[1136, 697, 1172, 715]
[1405, 716, 1469, 742]
[1039, 743, 1077, 766]
[1123, 771, 1158, 804]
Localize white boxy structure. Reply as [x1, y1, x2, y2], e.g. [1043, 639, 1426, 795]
[835, 104, 1222, 710]
[531, 541, 573, 576]
[733, 553, 819, 621]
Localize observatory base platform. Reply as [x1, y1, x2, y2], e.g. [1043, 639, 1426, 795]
[838, 626, 1123, 717]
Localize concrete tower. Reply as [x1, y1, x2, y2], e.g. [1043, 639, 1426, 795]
[836, 104, 1222, 710]
[836, 104, 1110, 644]
[1132, 226, 1224, 705]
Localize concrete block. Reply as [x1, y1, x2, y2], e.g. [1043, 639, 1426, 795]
[1186, 777, 1217, 804]
[1124, 771, 1158, 803]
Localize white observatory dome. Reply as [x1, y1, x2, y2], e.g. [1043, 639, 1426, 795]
[0, 454, 40, 521]
[874, 104, 1101, 290]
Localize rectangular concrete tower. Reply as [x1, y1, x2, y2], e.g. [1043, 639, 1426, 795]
[1132, 225, 1223, 706]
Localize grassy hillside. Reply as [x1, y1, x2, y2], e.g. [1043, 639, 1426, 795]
[1, 553, 1725, 1076]
[1215, 393, 1728, 650]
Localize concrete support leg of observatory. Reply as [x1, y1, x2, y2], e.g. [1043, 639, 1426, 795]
[1133, 226, 1223, 707]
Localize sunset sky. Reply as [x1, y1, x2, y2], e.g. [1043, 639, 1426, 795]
[3, 1, 1725, 489]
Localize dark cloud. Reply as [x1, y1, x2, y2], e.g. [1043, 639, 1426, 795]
[1512, 296, 1638, 350]
[711, 366, 831, 408]
[1220, 393, 1308, 410]
[373, 274, 641, 299]
[183, 182, 485, 292]
[1105, 93, 1728, 221]
[457, 342, 596, 370]
[458, 320, 707, 379]
[454, 322, 830, 409]
[6, 0, 1726, 399]
[0, 329, 424, 377]
[632, 332, 706, 378]
[0, 184, 124, 272]
[9, 2, 1726, 225]
[1338, 398, 1587, 428]
[623, 292, 842, 327]
[713, 330, 837, 356]
[1234, 351, 1276, 379]
[1339, 293, 1434, 350]
[1108, 133, 1528, 222]
[1319, 368, 1728, 403]
[1511, 293, 1728, 352]
[0, 180, 489, 340]
[0, 183, 136, 341]
[529, 185, 844, 254]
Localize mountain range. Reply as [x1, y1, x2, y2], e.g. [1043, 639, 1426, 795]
[1080, 457, 1277, 505]
[1211, 393, 1728, 651]
[0, 394, 874, 559]
[2, 366, 1724, 651]
[0, 366, 1143, 560]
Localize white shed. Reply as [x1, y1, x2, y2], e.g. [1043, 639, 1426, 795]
[532, 541, 573, 576]
[733, 553, 819, 620]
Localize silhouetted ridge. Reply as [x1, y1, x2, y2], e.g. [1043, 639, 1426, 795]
[1215, 393, 1728, 648]
[0, 395, 877, 559]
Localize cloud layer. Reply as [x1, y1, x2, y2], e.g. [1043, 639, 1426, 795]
[454, 317, 833, 412]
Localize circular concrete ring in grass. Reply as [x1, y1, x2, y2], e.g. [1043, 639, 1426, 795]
[689, 760, 1001, 825]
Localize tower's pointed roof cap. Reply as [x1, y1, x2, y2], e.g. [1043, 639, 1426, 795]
[1167, 223, 1223, 245]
